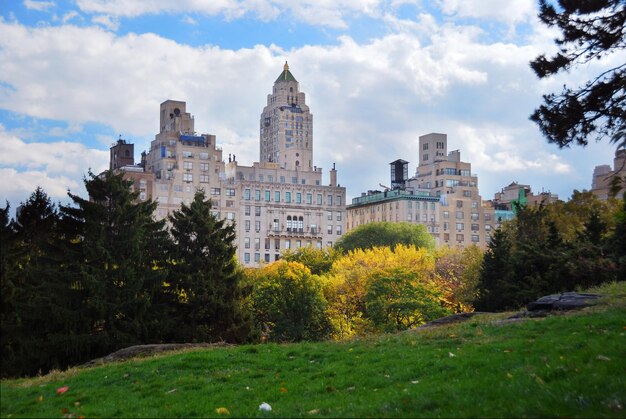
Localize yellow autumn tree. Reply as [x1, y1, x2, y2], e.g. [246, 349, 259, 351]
[325, 245, 451, 337]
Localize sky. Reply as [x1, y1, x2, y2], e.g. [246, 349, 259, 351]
[0, 0, 623, 214]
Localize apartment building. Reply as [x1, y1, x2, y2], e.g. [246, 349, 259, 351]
[112, 63, 346, 266]
[591, 148, 626, 200]
[347, 133, 495, 249]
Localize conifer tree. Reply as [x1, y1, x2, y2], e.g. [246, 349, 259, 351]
[59, 171, 170, 357]
[168, 190, 252, 343]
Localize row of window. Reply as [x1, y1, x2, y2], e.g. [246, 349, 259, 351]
[243, 189, 342, 206]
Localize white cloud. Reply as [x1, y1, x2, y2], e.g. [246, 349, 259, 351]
[23, 0, 56, 12]
[62, 11, 81, 24]
[74, 0, 383, 28]
[438, 0, 536, 24]
[0, 124, 108, 207]
[91, 14, 119, 31]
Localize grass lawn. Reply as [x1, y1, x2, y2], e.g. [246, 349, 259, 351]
[2, 282, 625, 418]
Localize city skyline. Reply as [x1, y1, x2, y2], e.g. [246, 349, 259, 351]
[0, 0, 621, 213]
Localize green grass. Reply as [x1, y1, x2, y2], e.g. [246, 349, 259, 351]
[2, 282, 625, 418]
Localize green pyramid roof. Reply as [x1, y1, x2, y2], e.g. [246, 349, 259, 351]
[275, 62, 297, 83]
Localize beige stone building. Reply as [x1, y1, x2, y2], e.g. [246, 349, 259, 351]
[591, 148, 626, 200]
[347, 133, 495, 249]
[489, 181, 559, 210]
[113, 64, 346, 267]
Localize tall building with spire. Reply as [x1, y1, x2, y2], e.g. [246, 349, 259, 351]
[112, 63, 346, 267]
[260, 62, 313, 171]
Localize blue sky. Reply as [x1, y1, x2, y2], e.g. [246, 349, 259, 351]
[0, 0, 622, 213]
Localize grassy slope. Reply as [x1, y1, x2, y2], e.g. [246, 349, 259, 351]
[2, 282, 625, 418]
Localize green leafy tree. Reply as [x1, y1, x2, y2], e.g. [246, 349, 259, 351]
[334, 222, 434, 254]
[168, 190, 252, 343]
[247, 261, 332, 342]
[281, 246, 340, 275]
[365, 269, 450, 332]
[59, 171, 170, 357]
[530, 0, 625, 148]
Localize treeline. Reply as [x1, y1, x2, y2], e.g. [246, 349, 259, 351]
[1, 172, 253, 378]
[476, 191, 626, 311]
[2, 172, 624, 378]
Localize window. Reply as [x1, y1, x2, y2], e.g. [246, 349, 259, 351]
[268, 175, 274, 182]
[327, 211, 333, 221]
[285, 239, 291, 249]
[183, 161, 193, 170]
[199, 174, 209, 183]
[472, 201, 478, 208]
[456, 223, 464, 230]
[337, 195, 342, 206]
[471, 213, 479, 221]
[182, 150, 192, 158]
[244, 189, 251, 200]
[199, 152, 209, 160]
[285, 192, 291, 203]
[327, 225, 333, 234]
[255, 190, 261, 200]
[443, 211, 449, 219]
[245, 206, 251, 216]
[317, 194, 322, 205]
[274, 238, 280, 250]
[423, 143, 429, 150]
[423, 153, 429, 161]
[463, 190, 472, 197]
[460, 170, 471, 177]
[245, 220, 250, 231]
[226, 200, 234, 208]
[275, 191, 280, 202]
[265, 190, 270, 201]
[226, 188, 236, 196]
[292, 177, 297, 184]
[336, 225, 342, 235]
[244, 253, 250, 263]
[280, 176, 285, 183]
[471, 224, 479, 231]
[227, 212, 235, 220]
[244, 237, 250, 249]
[485, 224, 492, 231]
[182, 173, 193, 182]
[327, 195, 333, 206]
[254, 253, 260, 262]
[456, 200, 463, 208]
[443, 222, 449, 231]
[296, 192, 302, 204]
[471, 235, 480, 243]
[456, 234, 464, 242]
[255, 206, 261, 216]
[254, 238, 260, 250]
[211, 188, 221, 195]
[336, 212, 342, 221]
[306, 193, 312, 204]
[265, 239, 270, 250]
[485, 213, 492, 221]
[273, 218, 279, 232]
[456, 211, 464, 219]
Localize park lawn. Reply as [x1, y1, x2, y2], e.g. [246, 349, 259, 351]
[1, 282, 625, 418]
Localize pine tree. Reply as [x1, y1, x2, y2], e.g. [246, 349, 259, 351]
[59, 171, 170, 358]
[168, 190, 252, 343]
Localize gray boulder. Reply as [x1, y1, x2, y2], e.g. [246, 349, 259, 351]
[526, 292, 601, 311]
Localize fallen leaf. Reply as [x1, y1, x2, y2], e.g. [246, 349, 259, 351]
[597, 355, 611, 361]
[215, 407, 230, 415]
[535, 375, 545, 385]
[166, 388, 177, 393]
[280, 387, 288, 393]
[259, 402, 272, 412]
[308, 409, 320, 414]
[506, 373, 513, 379]
[56, 386, 69, 395]
[411, 380, 419, 384]
[448, 352, 456, 358]
[37, 395, 44, 402]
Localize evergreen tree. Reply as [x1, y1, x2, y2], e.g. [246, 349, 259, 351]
[475, 227, 515, 311]
[530, 0, 625, 148]
[168, 190, 252, 343]
[59, 171, 170, 358]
